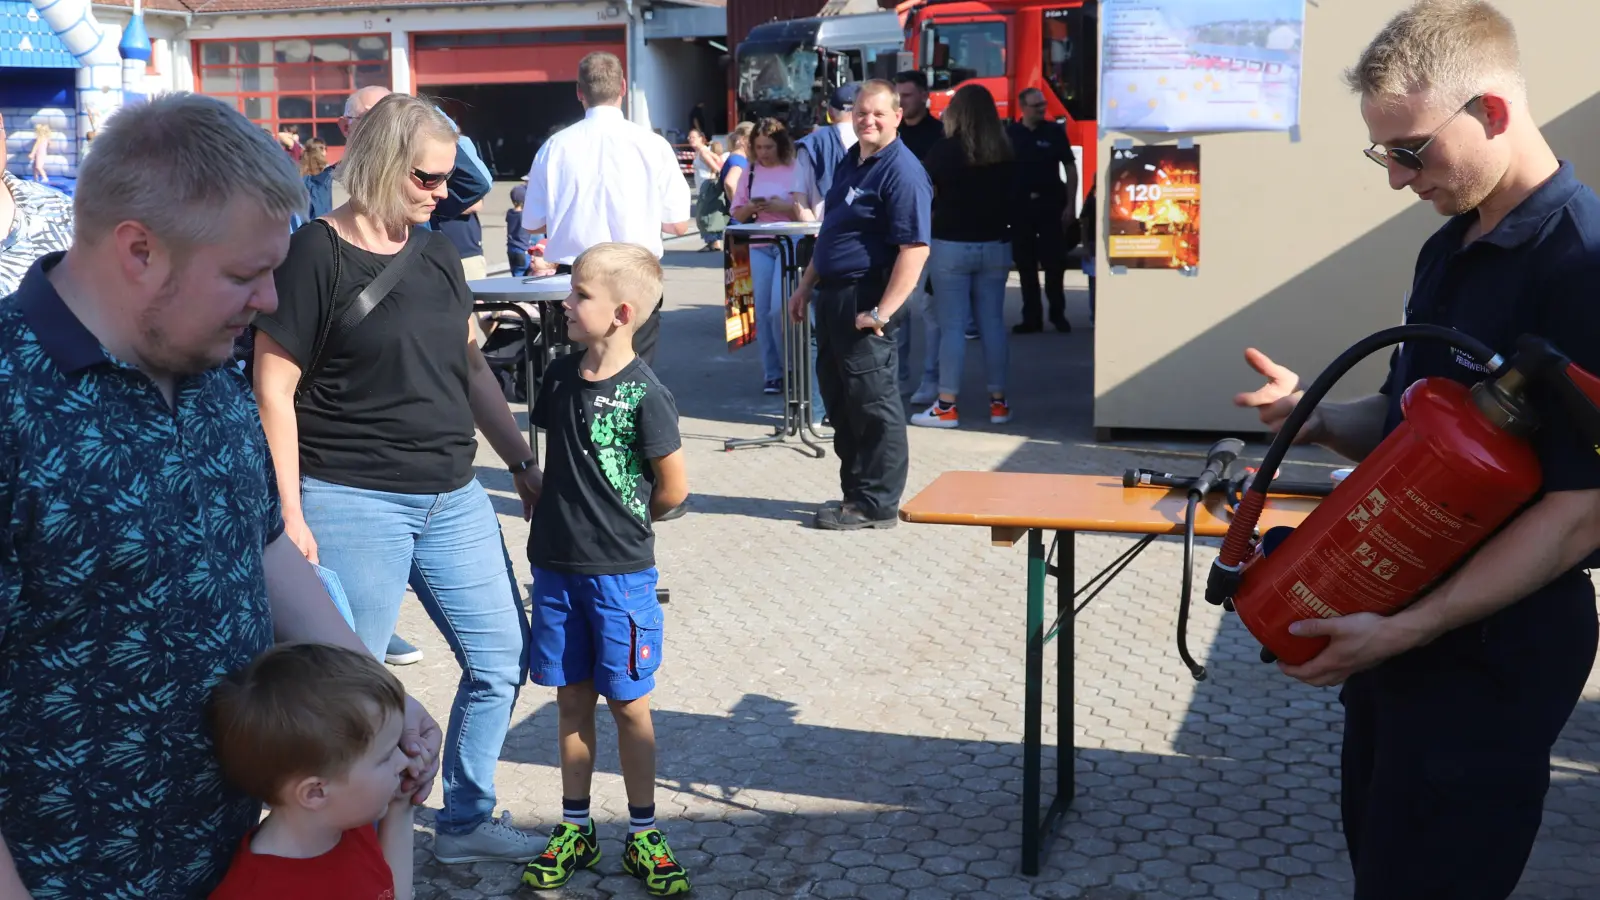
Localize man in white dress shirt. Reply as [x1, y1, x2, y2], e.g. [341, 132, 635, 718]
[523, 51, 693, 364]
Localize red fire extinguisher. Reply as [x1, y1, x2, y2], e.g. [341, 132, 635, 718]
[1205, 327, 1600, 666]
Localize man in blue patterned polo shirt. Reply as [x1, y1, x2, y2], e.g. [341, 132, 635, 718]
[0, 94, 445, 900]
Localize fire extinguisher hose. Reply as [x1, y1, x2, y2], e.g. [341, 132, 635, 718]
[1204, 325, 1502, 607]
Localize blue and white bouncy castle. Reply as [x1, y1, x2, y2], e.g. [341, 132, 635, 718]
[1, 0, 148, 187]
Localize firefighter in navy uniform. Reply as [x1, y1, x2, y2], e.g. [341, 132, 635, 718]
[1006, 87, 1078, 333]
[1234, 3, 1600, 898]
[787, 80, 932, 531]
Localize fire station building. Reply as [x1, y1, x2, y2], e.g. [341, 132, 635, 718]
[3, 0, 729, 181]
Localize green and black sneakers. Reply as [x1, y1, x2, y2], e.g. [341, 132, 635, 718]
[521, 824, 691, 895]
[520, 822, 601, 890]
[622, 829, 691, 896]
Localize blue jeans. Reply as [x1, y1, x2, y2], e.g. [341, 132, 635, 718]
[508, 249, 530, 277]
[930, 239, 1012, 396]
[894, 269, 938, 391]
[750, 245, 786, 383]
[300, 476, 530, 836]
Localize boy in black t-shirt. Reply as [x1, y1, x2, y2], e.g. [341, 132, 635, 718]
[520, 243, 691, 896]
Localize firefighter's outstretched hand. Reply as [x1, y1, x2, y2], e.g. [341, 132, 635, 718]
[1277, 613, 1403, 686]
[1235, 348, 1319, 443]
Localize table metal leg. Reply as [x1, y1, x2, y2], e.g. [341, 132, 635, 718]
[725, 234, 826, 458]
[1044, 530, 1076, 836]
[1023, 528, 1046, 875]
[1023, 528, 1078, 877]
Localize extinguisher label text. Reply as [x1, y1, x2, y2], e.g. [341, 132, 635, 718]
[1403, 487, 1465, 531]
[1289, 580, 1341, 619]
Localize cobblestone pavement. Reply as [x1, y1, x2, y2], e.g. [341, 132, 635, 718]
[398, 237, 1600, 898]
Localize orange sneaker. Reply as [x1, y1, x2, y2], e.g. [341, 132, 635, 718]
[990, 399, 1012, 424]
[910, 402, 959, 429]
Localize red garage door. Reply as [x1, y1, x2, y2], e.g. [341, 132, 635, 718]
[412, 28, 627, 85]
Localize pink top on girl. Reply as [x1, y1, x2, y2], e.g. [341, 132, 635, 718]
[733, 162, 799, 225]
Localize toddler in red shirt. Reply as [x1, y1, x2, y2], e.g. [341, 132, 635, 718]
[206, 642, 416, 900]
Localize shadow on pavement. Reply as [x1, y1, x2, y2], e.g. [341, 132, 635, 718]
[481, 692, 1369, 899]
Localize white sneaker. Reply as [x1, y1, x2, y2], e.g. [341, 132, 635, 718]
[433, 810, 545, 864]
[909, 382, 939, 406]
[910, 402, 960, 429]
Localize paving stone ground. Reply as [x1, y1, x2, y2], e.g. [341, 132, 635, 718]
[398, 232, 1600, 899]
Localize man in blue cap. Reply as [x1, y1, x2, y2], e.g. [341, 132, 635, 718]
[791, 82, 860, 216]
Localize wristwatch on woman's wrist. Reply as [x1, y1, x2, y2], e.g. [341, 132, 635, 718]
[870, 306, 887, 328]
[508, 457, 537, 474]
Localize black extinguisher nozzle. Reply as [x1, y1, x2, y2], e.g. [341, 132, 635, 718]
[1205, 561, 1241, 606]
[1259, 647, 1278, 665]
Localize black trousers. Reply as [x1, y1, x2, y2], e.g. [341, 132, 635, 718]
[555, 263, 662, 366]
[814, 278, 909, 519]
[1012, 202, 1069, 326]
[1338, 574, 1597, 899]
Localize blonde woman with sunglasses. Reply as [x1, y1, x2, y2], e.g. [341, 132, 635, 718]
[251, 93, 545, 866]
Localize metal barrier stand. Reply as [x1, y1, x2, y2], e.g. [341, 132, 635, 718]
[724, 223, 828, 458]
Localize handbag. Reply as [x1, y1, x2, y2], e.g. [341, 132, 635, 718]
[294, 219, 428, 397]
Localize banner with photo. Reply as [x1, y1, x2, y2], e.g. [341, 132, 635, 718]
[1101, 0, 1305, 133]
[723, 234, 756, 350]
[1107, 144, 1201, 271]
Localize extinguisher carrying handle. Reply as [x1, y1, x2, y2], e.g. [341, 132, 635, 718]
[1511, 334, 1600, 452]
[1204, 324, 1503, 609]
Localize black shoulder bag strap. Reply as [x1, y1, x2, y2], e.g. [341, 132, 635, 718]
[296, 221, 427, 396]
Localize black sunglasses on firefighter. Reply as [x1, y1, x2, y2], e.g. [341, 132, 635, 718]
[1364, 94, 1483, 171]
[410, 167, 454, 191]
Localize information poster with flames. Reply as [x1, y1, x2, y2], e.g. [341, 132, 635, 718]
[723, 234, 756, 350]
[1106, 144, 1202, 271]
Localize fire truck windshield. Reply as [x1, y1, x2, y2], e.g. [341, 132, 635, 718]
[737, 47, 819, 106]
[923, 20, 1006, 90]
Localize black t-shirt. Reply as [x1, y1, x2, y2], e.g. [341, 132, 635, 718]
[257, 224, 478, 494]
[923, 137, 1014, 243]
[528, 354, 682, 575]
[897, 114, 944, 160]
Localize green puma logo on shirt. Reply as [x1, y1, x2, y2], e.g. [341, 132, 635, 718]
[590, 381, 649, 521]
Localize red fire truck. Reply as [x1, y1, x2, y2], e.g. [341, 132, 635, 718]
[900, 0, 1098, 199]
[733, 1, 1098, 200]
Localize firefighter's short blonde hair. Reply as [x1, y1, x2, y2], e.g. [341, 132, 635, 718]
[1344, 0, 1525, 109]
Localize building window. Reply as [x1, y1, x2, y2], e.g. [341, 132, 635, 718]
[194, 36, 391, 149]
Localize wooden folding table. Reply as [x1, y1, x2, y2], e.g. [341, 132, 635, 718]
[899, 472, 1319, 876]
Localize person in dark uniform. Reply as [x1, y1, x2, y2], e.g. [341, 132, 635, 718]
[892, 71, 944, 158]
[1236, 4, 1600, 898]
[787, 80, 932, 531]
[1006, 87, 1077, 333]
[891, 70, 945, 396]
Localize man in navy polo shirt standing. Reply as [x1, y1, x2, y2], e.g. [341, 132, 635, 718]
[788, 80, 932, 530]
[1235, 3, 1600, 897]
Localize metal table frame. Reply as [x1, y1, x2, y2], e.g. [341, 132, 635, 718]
[899, 472, 1321, 877]
[723, 223, 828, 458]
